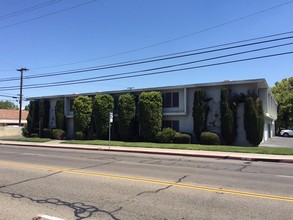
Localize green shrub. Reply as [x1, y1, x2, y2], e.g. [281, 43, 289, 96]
[244, 97, 264, 146]
[131, 135, 144, 142]
[43, 99, 50, 129]
[21, 127, 29, 137]
[200, 132, 220, 145]
[73, 96, 92, 134]
[138, 91, 162, 142]
[193, 90, 210, 141]
[42, 128, 53, 138]
[220, 88, 237, 145]
[30, 133, 39, 138]
[55, 99, 65, 130]
[93, 94, 114, 139]
[75, 131, 85, 140]
[173, 132, 191, 144]
[27, 100, 35, 135]
[156, 128, 176, 143]
[118, 93, 136, 141]
[38, 99, 50, 130]
[52, 129, 65, 140]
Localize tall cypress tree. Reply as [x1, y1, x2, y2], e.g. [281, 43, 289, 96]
[220, 88, 237, 145]
[118, 93, 136, 141]
[73, 96, 93, 135]
[55, 99, 65, 130]
[244, 96, 264, 146]
[27, 100, 35, 134]
[193, 89, 209, 141]
[93, 94, 114, 139]
[138, 91, 162, 142]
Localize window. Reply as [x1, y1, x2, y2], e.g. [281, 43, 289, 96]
[162, 92, 179, 108]
[162, 120, 179, 132]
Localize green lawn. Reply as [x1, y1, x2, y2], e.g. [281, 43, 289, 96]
[1, 137, 51, 143]
[64, 140, 293, 155]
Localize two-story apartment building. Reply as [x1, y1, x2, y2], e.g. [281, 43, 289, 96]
[30, 78, 277, 145]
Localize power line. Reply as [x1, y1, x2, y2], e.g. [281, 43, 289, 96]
[17, 41, 293, 85]
[0, 91, 17, 96]
[1, 34, 293, 82]
[1, 29, 293, 73]
[1, 40, 293, 89]
[0, 0, 61, 22]
[1, 50, 292, 91]
[0, 0, 98, 31]
[0, 99, 18, 102]
[1, 1, 292, 72]
[0, 94, 17, 98]
[26, 0, 293, 67]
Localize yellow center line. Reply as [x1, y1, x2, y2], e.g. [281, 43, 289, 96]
[1, 160, 292, 202]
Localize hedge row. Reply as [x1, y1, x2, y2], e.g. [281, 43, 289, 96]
[22, 128, 65, 140]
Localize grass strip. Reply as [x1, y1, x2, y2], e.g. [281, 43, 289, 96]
[1, 138, 51, 143]
[64, 140, 293, 155]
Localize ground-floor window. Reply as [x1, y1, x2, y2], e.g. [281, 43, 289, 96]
[162, 120, 179, 132]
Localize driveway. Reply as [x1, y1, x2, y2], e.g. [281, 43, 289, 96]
[260, 136, 293, 148]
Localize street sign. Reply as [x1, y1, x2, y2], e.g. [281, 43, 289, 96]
[109, 112, 113, 123]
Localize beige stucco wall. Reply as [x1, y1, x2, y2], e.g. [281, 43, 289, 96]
[163, 83, 267, 145]
[0, 126, 23, 137]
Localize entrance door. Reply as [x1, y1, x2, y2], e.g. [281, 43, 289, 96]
[268, 124, 271, 138]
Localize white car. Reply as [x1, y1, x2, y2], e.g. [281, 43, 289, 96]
[280, 129, 293, 137]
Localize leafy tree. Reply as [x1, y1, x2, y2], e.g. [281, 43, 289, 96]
[38, 99, 50, 130]
[256, 98, 265, 144]
[43, 100, 50, 129]
[118, 93, 136, 141]
[38, 99, 45, 135]
[93, 94, 114, 139]
[244, 97, 264, 146]
[193, 89, 209, 141]
[220, 88, 237, 145]
[138, 91, 162, 142]
[27, 101, 35, 134]
[0, 100, 17, 109]
[55, 99, 65, 130]
[24, 104, 30, 111]
[73, 96, 92, 135]
[272, 77, 293, 129]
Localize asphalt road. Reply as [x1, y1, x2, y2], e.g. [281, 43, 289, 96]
[0, 145, 292, 220]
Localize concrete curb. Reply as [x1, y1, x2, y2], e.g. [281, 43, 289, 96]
[1, 142, 293, 164]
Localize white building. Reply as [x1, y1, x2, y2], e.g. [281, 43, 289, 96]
[31, 78, 277, 145]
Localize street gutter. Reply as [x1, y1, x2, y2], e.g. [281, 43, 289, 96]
[0, 141, 292, 164]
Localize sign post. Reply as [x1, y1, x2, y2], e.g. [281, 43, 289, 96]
[108, 112, 113, 149]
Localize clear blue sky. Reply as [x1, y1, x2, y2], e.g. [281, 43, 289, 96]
[0, 0, 292, 107]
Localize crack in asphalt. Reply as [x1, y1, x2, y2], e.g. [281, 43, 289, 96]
[78, 162, 115, 170]
[0, 171, 62, 189]
[136, 175, 188, 197]
[0, 190, 122, 220]
[236, 161, 252, 172]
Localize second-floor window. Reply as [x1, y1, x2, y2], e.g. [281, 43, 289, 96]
[162, 92, 179, 108]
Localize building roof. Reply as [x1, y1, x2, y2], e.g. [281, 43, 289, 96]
[0, 109, 28, 120]
[29, 78, 271, 100]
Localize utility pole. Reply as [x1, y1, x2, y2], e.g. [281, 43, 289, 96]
[17, 68, 29, 126]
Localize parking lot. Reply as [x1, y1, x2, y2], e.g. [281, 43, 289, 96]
[260, 136, 293, 148]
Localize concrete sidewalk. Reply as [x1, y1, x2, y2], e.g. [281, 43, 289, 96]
[0, 140, 292, 163]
